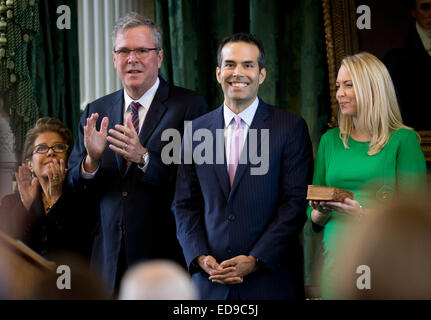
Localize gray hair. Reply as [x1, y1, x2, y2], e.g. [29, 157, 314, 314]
[112, 12, 163, 50]
[118, 260, 197, 300]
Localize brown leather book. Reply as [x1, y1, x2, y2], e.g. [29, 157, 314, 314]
[306, 185, 354, 202]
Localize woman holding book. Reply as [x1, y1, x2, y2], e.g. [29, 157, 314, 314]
[307, 52, 427, 299]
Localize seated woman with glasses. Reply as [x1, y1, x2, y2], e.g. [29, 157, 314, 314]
[0, 118, 95, 259]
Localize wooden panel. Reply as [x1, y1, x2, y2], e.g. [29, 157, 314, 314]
[0, 232, 56, 299]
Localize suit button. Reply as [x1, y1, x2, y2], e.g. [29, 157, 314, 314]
[122, 191, 128, 197]
[228, 215, 235, 221]
[226, 246, 232, 253]
[42, 235, 48, 242]
[381, 191, 388, 200]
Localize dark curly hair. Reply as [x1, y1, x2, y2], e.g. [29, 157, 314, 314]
[22, 117, 73, 162]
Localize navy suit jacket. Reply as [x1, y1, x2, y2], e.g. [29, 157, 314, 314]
[173, 100, 313, 300]
[67, 77, 209, 294]
[384, 23, 431, 130]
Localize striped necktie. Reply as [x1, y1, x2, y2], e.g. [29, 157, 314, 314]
[128, 101, 141, 134]
[125, 101, 141, 168]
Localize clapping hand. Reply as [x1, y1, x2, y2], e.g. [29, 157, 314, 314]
[15, 164, 38, 211]
[47, 158, 67, 204]
[107, 116, 147, 163]
[83, 113, 109, 172]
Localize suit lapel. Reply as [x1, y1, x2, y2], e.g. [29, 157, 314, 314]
[229, 100, 269, 196]
[106, 90, 125, 176]
[137, 78, 169, 147]
[212, 106, 230, 201]
[124, 77, 168, 176]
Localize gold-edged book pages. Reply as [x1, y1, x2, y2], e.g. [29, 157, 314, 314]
[307, 185, 354, 202]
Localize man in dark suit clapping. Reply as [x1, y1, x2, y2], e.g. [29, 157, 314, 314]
[67, 13, 208, 296]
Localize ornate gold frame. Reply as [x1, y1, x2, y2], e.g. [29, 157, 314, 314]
[322, 0, 359, 127]
[322, 0, 431, 161]
[418, 131, 431, 162]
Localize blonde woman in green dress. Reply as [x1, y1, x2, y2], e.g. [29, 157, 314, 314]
[307, 52, 427, 299]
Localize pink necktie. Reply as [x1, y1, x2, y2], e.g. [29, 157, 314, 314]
[229, 115, 244, 187]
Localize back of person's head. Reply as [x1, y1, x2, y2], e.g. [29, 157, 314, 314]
[332, 193, 431, 299]
[338, 52, 411, 155]
[118, 260, 197, 300]
[22, 117, 73, 162]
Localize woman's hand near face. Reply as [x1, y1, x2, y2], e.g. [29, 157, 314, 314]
[47, 158, 67, 204]
[15, 164, 39, 211]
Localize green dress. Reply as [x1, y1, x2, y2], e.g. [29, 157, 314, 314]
[306, 127, 427, 299]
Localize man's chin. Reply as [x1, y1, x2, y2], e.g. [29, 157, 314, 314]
[419, 22, 431, 32]
[227, 89, 251, 99]
[124, 82, 144, 92]
[124, 79, 144, 87]
[226, 95, 257, 107]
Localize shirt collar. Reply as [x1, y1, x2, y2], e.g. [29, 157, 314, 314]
[123, 77, 160, 112]
[416, 21, 431, 53]
[223, 97, 259, 128]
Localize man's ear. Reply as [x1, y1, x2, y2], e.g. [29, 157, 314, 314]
[411, 9, 417, 20]
[259, 67, 266, 85]
[113, 51, 118, 71]
[216, 67, 222, 84]
[157, 49, 163, 69]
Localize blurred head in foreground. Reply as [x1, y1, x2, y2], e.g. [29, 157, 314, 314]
[119, 260, 197, 300]
[28, 253, 109, 300]
[332, 193, 431, 299]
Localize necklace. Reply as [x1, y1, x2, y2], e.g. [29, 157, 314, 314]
[41, 193, 52, 214]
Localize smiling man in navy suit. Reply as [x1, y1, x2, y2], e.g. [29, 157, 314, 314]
[67, 13, 208, 296]
[173, 33, 313, 300]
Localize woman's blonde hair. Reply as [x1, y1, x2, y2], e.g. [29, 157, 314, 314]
[338, 52, 413, 155]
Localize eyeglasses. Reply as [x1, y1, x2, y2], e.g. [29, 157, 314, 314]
[113, 47, 159, 59]
[33, 143, 69, 154]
